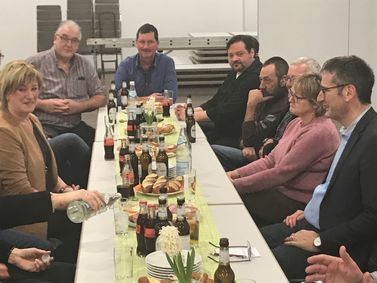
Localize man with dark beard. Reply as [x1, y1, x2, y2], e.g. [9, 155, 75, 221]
[212, 56, 289, 171]
[175, 34, 262, 148]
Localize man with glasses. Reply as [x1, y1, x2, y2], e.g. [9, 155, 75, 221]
[27, 20, 106, 147]
[261, 55, 377, 280]
[212, 56, 289, 171]
[114, 23, 178, 101]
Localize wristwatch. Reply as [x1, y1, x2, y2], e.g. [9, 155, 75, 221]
[314, 236, 321, 248]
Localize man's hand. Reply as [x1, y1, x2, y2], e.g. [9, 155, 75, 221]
[8, 248, 52, 272]
[0, 263, 9, 280]
[247, 89, 265, 107]
[305, 246, 366, 283]
[284, 230, 319, 252]
[226, 170, 241, 182]
[37, 98, 69, 113]
[259, 138, 274, 157]
[241, 147, 257, 161]
[283, 210, 304, 228]
[62, 99, 84, 115]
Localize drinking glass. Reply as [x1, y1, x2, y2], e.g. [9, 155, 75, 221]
[114, 240, 133, 281]
[113, 198, 129, 236]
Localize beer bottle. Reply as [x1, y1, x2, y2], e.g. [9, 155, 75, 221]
[136, 200, 148, 257]
[154, 196, 171, 238]
[156, 135, 169, 177]
[175, 196, 190, 250]
[159, 187, 173, 221]
[214, 238, 235, 283]
[129, 137, 139, 184]
[119, 139, 128, 173]
[185, 95, 193, 117]
[144, 204, 157, 255]
[107, 81, 117, 124]
[120, 81, 128, 109]
[185, 97, 196, 143]
[104, 123, 115, 160]
[140, 135, 152, 182]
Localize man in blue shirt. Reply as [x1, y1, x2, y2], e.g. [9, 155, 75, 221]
[259, 55, 377, 279]
[114, 23, 178, 102]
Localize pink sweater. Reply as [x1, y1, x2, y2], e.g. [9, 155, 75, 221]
[233, 117, 340, 203]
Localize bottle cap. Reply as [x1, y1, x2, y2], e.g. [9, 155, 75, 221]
[158, 196, 167, 205]
[159, 187, 167, 194]
[219, 237, 229, 247]
[177, 196, 185, 205]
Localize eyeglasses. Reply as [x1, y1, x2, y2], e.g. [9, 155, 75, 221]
[320, 83, 349, 94]
[288, 88, 307, 101]
[56, 34, 80, 45]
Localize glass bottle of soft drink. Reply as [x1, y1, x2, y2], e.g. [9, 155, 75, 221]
[129, 137, 139, 184]
[128, 81, 138, 106]
[104, 123, 115, 160]
[214, 238, 235, 283]
[176, 125, 191, 176]
[119, 139, 128, 173]
[136, 200, 148, 257]
[144, 204, 157, 255]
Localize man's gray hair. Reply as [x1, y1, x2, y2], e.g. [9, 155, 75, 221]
[55, 20, 82, 40]
[291, 57, 321, 75]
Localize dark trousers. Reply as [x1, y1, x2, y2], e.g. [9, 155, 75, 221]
[198, 121, 240, 148]
[260, 219, 319, 279]
[48, 133, 91, 188]
[7, 261, 75, 283]
[241, 189, 306, 227]
[43, 121, 95, 149]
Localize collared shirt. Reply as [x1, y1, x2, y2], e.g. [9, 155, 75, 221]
[27, 48, 104, 129]
[304, 106, 371, 228]
[114, 52, 178, 102]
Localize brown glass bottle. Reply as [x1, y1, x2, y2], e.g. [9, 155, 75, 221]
[136, 200, 148, 257]
[154, 197, 171, 237]
[128, 137, 139, 184]
[120, 81, 128, 109]
[185, 106, 196, 143]
[107, 81, 117, 124]
[139, 135, 152, 182]
[156, 135, 169, 177]
[214, 238, 235, 283]
[144, 204, 157, 255]
[174, 196, 190, 250]
[159, 187, 173, 221]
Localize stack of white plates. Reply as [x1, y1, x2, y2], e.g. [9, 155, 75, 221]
[145, 250, 202, 280]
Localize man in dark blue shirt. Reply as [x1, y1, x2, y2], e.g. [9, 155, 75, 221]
[114, 23, 178, 101]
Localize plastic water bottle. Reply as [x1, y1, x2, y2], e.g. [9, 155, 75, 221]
[128, 81, 138, 107]
[176, 125, 191, 176]
[66, 193, 121, 223]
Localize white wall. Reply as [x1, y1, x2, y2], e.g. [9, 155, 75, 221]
[258, 0, 377, 108]
[0, 0, 258, 65]
[0, 0, 66, 64]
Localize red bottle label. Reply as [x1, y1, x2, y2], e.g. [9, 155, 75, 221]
[144, 228, 155, 238]
[136, 224, 141, 234]
[104, 138, 114, 146]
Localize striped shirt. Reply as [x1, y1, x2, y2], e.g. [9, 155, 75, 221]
[27, 48, 104, 129]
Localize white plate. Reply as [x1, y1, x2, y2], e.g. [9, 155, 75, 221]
[145, 250, 202, 269]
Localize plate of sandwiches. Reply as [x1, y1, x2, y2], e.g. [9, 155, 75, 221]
[157, 123, 175, 135]
[134, 174, 183, 196]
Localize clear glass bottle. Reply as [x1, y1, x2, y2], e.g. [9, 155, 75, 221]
[214, 238, 235, 283]
[128, 81, 138, 106]
[176, 125, 191, 176]
[66, 193, 121, 223]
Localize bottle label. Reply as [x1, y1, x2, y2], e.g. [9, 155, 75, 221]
[187, 108, 193, 116]
[144, 227, 156, 238]
[121, 96, 128, 106]
[219, 250, 230, 264]
[104, 137, 114, 146]
[156, 162, 168, 177]
[109, 108, 116, 122]
[180, 235, 191, 250]
[190, 125, 196, 138]
[176, 161, 190, 176]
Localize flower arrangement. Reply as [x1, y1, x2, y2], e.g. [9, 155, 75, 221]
[143, 96, 155, 125]
[159, 226, 195, 283]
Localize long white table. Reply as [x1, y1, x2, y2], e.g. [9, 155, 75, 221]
[75, 107, 288, 282]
